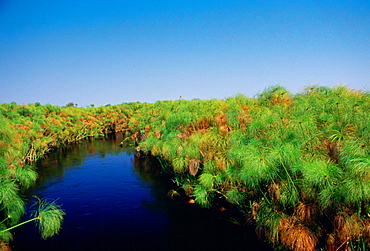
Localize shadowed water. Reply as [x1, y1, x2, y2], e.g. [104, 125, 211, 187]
[11, 136, 271, 251]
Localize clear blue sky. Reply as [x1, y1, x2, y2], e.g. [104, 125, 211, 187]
[1, 0, 369, 107]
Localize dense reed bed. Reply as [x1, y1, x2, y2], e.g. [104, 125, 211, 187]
[1, 85, 370, 250]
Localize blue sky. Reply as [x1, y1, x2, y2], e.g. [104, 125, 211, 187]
[0, 0, 369, 107]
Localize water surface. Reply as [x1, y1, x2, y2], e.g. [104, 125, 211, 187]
[11, 137, 271, 251]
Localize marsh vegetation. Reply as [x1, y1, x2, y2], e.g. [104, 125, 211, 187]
[1, 85, 370, 250]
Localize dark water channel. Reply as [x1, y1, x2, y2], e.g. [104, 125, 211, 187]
[11, 136, 271, 251]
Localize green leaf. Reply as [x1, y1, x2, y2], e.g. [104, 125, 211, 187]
[172, 157, 188, 173]
[16, 165, 38, 189]
[32, 198, 66, 239]
[198, 173, 214, 189]
[193, 185, 212, 208]
[226, 188, 244, 205]
[0, 224, 13, 243]
[4, 195, 25, 225]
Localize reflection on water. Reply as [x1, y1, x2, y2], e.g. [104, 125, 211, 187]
[11, 136, 271, 251]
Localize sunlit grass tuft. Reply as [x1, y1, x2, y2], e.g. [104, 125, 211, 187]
[15, 165, 38, 189]
[31, 197, 66, 239]
[193, 184, 212, 208]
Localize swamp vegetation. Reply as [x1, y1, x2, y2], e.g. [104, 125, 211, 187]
[1, 85, 370, 250]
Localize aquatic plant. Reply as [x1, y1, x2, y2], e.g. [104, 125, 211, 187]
[0, 197, 65, 240]
[136, 85, 370, 250]
[1, 85, 370, 250]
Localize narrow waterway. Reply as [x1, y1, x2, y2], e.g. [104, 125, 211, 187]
[11, 136, 271, 251]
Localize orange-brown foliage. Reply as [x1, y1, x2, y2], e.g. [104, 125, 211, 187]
[155, 131, 161, 139]
[0, 241, 11, 251]
[218, 125, 231, 135]
[252, 201, 260, 220]
[214, 112, 227, 127]
[334, 213, 362, 244]
[238, 112, 252, 128]
[215, 156, 227, 171]
[279, 217, 318, 251]
[268, 182, 281, 204]
[326, 233, 336, 251]
[59, 112, 70, 118]
[294, 202, 318, 225]
[184, 117, 212, 136]
[324, 140, 340, 163]
[177, 133, 188, 140]
[188, 158, 200, 176]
